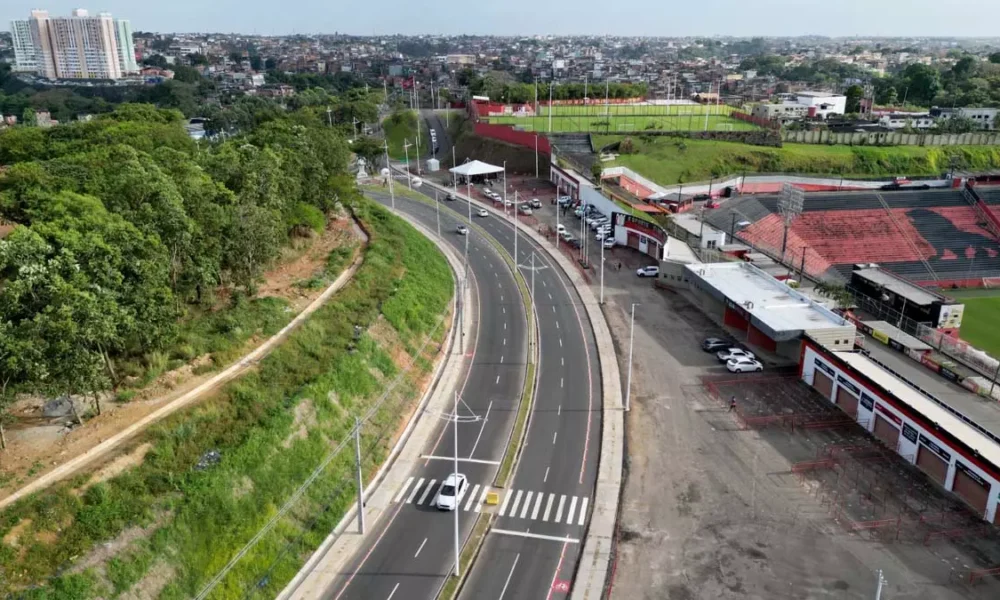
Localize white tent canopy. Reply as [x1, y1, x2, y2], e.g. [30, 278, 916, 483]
[449, 160, 504, 178]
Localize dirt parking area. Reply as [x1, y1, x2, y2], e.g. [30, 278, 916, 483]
[594, 258, 1000, 599]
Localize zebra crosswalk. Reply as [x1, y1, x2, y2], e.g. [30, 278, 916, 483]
[394, 476, 589, 527]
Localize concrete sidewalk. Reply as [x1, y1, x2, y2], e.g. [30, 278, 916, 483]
[418, 176, 624, 600]
[278, 212, 475, 600]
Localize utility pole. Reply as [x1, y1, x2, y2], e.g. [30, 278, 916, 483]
[465, 180, 472, 281]
[548, 80, 554, 133]
[531, 253, 536, 300]
[514, 190, 519, 263]
[626, 303, 638, 412]
[600, 230, 606, 304]
[354, 417, 365, 533]
[503, 160, 508, 217]
[704, 82, 711, 131]
[435, 189, 441, 238]
[534, 134, 539, 179]
[874, 570, 886, 600]
[383, 139, 395, 210]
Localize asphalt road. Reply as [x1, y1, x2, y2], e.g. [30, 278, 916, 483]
[324, 191, 528, 600]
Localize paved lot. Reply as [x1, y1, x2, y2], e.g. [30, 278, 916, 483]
[591, 248, 1000, 599]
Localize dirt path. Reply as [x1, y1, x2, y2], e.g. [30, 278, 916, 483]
[0, 220, 369, 511]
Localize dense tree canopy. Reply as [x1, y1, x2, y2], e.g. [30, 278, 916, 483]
[0, 102, 358, 421]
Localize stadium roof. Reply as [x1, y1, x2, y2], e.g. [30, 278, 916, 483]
[686, 262, 854, 340]
[852, 267, 945, 306]
[449, 160, 504, 177]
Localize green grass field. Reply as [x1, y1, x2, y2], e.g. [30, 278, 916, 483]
[383, 110, 429, 160]
[487, 103, 754, 133]
[946, 289, 1000, 358]
[591, 135, 1000, 187]
[538, 103, 737, 117]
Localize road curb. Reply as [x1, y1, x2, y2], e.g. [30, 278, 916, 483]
[278, 210, 471, 600]
[420, 177, 624, 600]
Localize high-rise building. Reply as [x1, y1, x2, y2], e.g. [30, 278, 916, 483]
[9, 9, 138, 80]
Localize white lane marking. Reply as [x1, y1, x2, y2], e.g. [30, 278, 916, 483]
[560, 377, 564, 388]
[555, 494, 567, 523]
[531, 492, 544, 520]
[406, 478, 424, 503]
[414, 538, 428, 558]
[559, 338, 563, 347]
[502, 306, 505, 314]
[417, 480, 437, 505]
[542, 494, 554, 522]
[543, 467, 550, 483]
[542, 280, 547, 287]
[500, 355, 504, 364]
[387, 582, 401, 600]
[501, 295, 504, 301]
[509, 490, 524, 517]
[561, 357, 564, 366]
[395, 477, 414, 502]
[498, 553, 521, 600]
[551, 306, 556, 313]
[498, 489, 512, 516]
[519, 491, 534, 519]
[494, 271, 498, 278]
[498, 283, 501, 289]
[475, 486, 488, 512]
[465, 484, 481, 511]
[469, 400, 493, 458]
[553, 431, 558, 444]
[496, 375, 500, 385]
[556, 321, 560, 329]
[578, 497, 589, 526]
[504, 322, 507, 330]
[492, 529, 579, 544]
[420, 455, 501, 465]
[548, 293, 553, 300]
[567, 496, 578, 525]
[558, 405, 561, 416]
[503, 338, 506, 346]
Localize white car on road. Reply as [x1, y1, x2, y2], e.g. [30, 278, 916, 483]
[477, 208, 489, 217]
[636, 266, 659, 277]
[716, 348, 756, 363]
[726, 357, 763, 373]
[456, 225, 468, 235]
[436, 473, 468, 510]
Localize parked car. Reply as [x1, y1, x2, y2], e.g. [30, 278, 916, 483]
[477, 208, 489, 217]
[560, 229, 574, 241]
[556, 224, 567, 235]
[530, 198, 542, 209]
[557, 196, 573, 206]
[727, 357, 763, 373]
[569, 238, 582, 248]
[701, 337, 731, 352]
[603, 238, 616, 249]
[446, 192, 457, 201]
[717, 348, 756, 363]
[636, 265, 659, 277]
[435, 473, 469, 510]
[574, 208, 586, 217]
[519, 204, 532, 215]
[456, 224, 468, 235]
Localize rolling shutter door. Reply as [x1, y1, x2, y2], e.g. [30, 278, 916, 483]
[953, 468, 990, 517]
[835, 387, 859, 419]
[873, 415, 900, 450]
[916, 446, 948, 486]
[812, 371, 834, 400]
[627, 231, 640, 250]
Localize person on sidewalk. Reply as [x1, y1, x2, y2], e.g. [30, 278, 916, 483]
[729, 396, 737, 412]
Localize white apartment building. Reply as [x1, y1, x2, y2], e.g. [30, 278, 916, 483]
[752, 90, 847, 124]
[9, 9, 137, 80]
[931, 107, 999, 131]
[878, 113, 936, 130]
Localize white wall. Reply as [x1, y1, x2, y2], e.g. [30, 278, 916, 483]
[802, 346, 1000, 521]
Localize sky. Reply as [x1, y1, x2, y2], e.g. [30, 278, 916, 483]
[5, 0, 1000, 38]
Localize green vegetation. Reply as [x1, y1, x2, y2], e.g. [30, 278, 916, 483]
[383, 109, 429, 160]
[496, 363, 535, 487]
[0, 195, 454, 599]
[947, 289, 1000, 358]
[592, 135, 1000, 186]
[461, 73, 647, 104]
[488, 104, 755, 134]
[0, 103, 367, 431]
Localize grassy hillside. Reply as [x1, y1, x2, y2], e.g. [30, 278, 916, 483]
[0, 195, 454, 600]
[593, 135, 1000, 186]
[383, 109, 429, 161]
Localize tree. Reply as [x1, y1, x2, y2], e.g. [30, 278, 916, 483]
[935, 116, 977, 134]
[143, 54, 169, 69]
[21, 107, 36, 126]
[264, 57, 277, 70]
[249, 55, 263, 71]
[845, 84, 864, 113]
[187, 53, 210, 66]
[350, 136, 384, 170]
[899, 63, 941, 106]
[991, 52, 1000, 65]
[172, 64, 202, 84]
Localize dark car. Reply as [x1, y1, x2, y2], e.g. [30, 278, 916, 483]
[701, 337, 731, 352]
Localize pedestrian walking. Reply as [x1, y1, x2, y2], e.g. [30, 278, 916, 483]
[729, 396, 737, 412]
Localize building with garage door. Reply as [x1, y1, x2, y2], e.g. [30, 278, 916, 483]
[685, 262, 856, 359]
[801, 338, 1000, 522]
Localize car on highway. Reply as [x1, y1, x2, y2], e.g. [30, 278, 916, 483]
[435, 473, 468, 510]
[701, 337, 732, 352]
[726, 357, 763, 373]
[456, 224, 468, 235]
[477, 208, 489, 217]
[636, 265, 659, 277]
[530, 198, 542, 209]
[446, 192, 457, 201]
[603, 238, 616, 249]
[716, 348, 756, 363]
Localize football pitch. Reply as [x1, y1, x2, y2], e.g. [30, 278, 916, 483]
[488, 112, 756, 133]
[949, 287, 1000, 358]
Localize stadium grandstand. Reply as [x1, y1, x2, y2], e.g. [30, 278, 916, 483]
[707, 188, 1000, 288]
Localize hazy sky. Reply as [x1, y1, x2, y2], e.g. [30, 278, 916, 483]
[5, 0, 1000, 37]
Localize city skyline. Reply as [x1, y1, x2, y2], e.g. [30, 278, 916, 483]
[4, 0, 1000, 37]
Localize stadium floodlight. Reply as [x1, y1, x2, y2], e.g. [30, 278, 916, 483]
[778, 183, 805, 261]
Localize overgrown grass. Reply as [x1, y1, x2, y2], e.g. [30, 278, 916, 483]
[383, 110, 429, 161]
[592, 135, 1000, 186]
[0, 196, 454, 600]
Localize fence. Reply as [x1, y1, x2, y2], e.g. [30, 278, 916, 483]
[917, 324, 1000, 382]
[782, 129, 1000, 147]
[731, 110, 780, 130]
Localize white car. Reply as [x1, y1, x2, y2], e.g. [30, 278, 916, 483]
[556, 224, 567, 235]
[717, 348, 755, 363]
[603, 238, 616, 249]
[636, 266, 659, 277]
[436, 473, 469, 510]
[456, 225, 468, 235]
[477, 208, 489, 217]
[727, 357, 763, 373]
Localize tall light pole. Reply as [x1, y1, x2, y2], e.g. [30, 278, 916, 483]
[354, 417, 365, 533]
[435, 189, 441, 238]
[465, 179, 472, 281]
[403, 139, 412, 190]
[626, 303, 639, 412]
[452, 390, 460, 577]
[548, 80, 554, 133]
[513, 190, 519, 262]
[534, 134, 539, 179]
[383, 139, 395, 210]
[600, 233, 606, 304]
[503, 160, 508, 217]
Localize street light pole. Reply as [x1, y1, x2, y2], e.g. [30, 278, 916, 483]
[452, 390, 460, 577]
[514, 190, 519, 262]
[531, 252, 536, 300]
[354, 417, 365, 534]
[503, 161, 508, 217]
[435, 189, 441, 238]
[465, 180, 471, 281]
[626, 303, 638, 412]
[600, 234, 606, 304]
[403, 139, 412, 190]
[383, 139, 395, 210]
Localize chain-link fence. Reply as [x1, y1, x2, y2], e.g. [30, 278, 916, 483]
[917, 324, 1000, 382]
